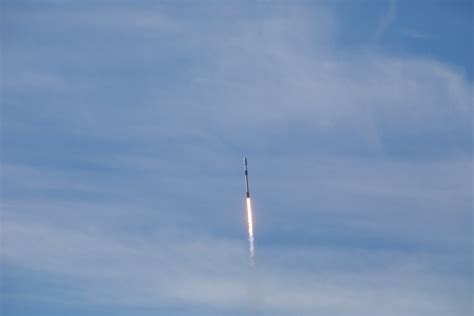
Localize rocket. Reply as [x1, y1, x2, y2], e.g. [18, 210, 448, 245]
[244, 157, 250, 198]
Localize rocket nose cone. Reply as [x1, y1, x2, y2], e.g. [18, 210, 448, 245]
[244, 157, 247, 165]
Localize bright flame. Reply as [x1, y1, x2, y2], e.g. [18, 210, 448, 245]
[246, 197, 255, 264]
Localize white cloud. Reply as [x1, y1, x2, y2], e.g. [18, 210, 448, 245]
[2, 219, 471, 314]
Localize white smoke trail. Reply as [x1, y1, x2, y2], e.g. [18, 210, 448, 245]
[246, 197, 255, 266]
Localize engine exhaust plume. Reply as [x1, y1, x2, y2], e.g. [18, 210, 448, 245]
[246, 197, 255, 264]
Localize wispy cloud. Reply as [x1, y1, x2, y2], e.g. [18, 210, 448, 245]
[402, 29, 433, 40]
[375, 0, 397, 39]
[1, 2, 472, 315]
[2, 219, 471, 314]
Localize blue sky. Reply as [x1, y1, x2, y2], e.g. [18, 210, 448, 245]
[1, 1, 472, 315]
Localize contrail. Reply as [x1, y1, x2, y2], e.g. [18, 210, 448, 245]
[244, 157, 255, 265]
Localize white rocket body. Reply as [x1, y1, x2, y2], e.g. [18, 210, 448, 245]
[244, 157, 250, 198]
